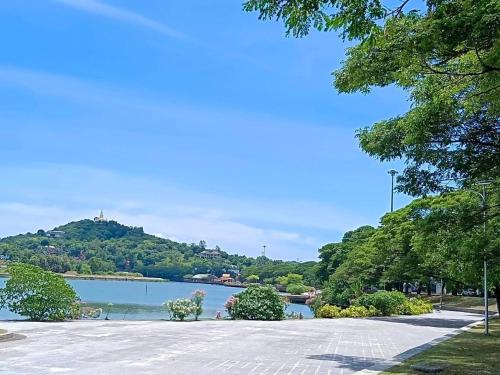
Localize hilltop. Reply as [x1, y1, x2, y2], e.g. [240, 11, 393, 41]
[0, 218, 318, 285]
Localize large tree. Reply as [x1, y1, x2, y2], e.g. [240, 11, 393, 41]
[244, 0, 500, 196]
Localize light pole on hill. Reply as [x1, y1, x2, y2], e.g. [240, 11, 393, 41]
[388, 169, 398, 212]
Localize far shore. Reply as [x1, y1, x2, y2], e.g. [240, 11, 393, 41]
[0, 273, 165, 283]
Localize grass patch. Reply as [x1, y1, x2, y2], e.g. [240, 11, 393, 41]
[383, 318, 500, 375]
[424, 295, 497, 312]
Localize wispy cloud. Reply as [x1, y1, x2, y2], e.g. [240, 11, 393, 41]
[53, 0, 189, 41]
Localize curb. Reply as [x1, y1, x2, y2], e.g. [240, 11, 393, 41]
[352, 316, 487, 375]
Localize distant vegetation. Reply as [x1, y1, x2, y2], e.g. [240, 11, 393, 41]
[0, 219, 319, 286]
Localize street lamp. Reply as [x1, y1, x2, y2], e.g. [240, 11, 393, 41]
[469, 181, 492, 335]
[388, 169, 398, 212]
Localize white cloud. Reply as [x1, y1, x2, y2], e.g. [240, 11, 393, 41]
[53, 0, 188, 40]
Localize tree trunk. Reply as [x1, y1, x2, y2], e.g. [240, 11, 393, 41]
[495, 285, 500, 317]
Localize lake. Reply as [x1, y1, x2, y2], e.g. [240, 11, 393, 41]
[0, 278, 313, 320]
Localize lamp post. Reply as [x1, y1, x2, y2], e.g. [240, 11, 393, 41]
[473, 181, 491, 335]
[388, 169, 398, 212]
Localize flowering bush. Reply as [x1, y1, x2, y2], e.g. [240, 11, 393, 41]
[225, 285, 285, 320]
[164, 299, 197, 321]
[224, 295, 238, 317]
[191, 290, 206, 321]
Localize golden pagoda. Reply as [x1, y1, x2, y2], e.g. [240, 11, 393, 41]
[94, 209, 106, 222]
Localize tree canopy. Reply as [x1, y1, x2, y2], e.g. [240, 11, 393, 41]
[0, 263, 78, 321]
[317, 184, 500, 312]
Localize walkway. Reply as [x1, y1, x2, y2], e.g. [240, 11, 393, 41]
[0, 311, 483, 375]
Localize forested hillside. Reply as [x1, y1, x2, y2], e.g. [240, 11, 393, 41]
[0, 219, 318, 284]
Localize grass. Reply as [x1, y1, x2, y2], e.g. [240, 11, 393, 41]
[383, 318, 500, 375]
[424, 295, 498, 312]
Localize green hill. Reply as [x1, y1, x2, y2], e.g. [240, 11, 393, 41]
[0, 219, 318, 285]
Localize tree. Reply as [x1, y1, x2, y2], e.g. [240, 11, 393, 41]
[246, 274, 260, 283]
[317, 226, 376, 283]
[0, 263, 78, 321]
[225, 285, 286, 320]
[244, 0, 500, 196]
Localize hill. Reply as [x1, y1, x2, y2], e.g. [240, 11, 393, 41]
[0, 219, 318, 285]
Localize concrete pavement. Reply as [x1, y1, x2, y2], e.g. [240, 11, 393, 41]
[0, 311, 483, 375]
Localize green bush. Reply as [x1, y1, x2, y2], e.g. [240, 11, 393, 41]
[318, 304, 380, 318]
[340, 305, 379, 318]
[225, 285, 285, 320]
[398, 297, 433, 315]
[0, 263, 78, 321]
[317, 304, 342, 318]
[286, 283, 309, 295]
[164, 299, 197, 321]
[355, 291, 406, 316]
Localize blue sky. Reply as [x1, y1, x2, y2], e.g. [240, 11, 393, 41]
[0, 0, 410, 260]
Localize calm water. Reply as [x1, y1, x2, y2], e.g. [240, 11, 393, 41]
[0, 278, 312, 320]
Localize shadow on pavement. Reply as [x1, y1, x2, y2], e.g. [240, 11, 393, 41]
[305, 353, 383, 371]
[365, 316, 479, 328]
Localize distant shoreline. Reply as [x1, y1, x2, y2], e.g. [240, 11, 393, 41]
[0, 273, 166, 283]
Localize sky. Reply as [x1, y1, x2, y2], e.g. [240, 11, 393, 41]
[0, 0, 411, 260]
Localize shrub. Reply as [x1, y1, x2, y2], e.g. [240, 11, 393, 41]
[286, 283, 309, 295]
[355, 291, 406, 316]
[318, 304, 342, 318]
[398, 297, 433, 315]
[340, 305, 379, 318]
[318, 304, 380, 318]
[225, 285, 285, 320]
[164, 299, 197, 321]
[0, 263, 78, 321]
[191, 290, 206, 321]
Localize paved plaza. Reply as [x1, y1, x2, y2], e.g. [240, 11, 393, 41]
[0, 311, 483, 375]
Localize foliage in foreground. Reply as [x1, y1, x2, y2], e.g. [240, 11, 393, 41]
[225, 285, 286, 320]
[0, 263, 78, 321]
